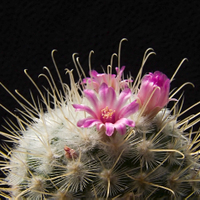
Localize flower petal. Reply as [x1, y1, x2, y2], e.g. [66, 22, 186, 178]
[115, 66, 125, 77]
[119, 100, 139, 118]
[115, 88, 132, 109]
[90, 70, 98, 78]
[105, 122, 115, 136]
[99, 83, 108, 99]
[73, 104, 97, 118]
[114, 118, 135, 135]
[159, 78, 170, 106]
[106, 87, 116, 107]
[113, 121, 126, 135]
[77, 117, 101, 128]
[84, 89, 99, 109]
[82, 77, 100, 91]
[98, 84, 117, 108]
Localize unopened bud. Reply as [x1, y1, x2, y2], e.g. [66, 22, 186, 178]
[64, 146, 78, 159]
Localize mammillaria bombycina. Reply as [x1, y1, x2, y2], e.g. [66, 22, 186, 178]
[0, 39, 200, 199]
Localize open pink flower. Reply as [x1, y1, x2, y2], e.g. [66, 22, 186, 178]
[73, 83, 139, 136]
[137, 71, 170, 117]
[82, 66, 131, 92]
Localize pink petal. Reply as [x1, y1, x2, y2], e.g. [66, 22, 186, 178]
[114, 122, 126, 135]
[73, 104, 97, 118]
[159, 78, 170, 106]
[88, 82, 100, 92]
[82, 77, 100, 91]
[77, 117, 101, 128]
[146, 86, 161, 110]
[99, 83, 109, 106]
[138, 80, 153, 104]
[90, 70, 98, 78]
[96, 123, 105, 131]
[116, 118, 135, 127]
[115, 88, 132, 108]
[114, 118, 135, 135]
[120, 79, 133, 88]
[105, 122, 115, 136]
[119, 100, 139, 118]
[106, 87, 116, 107]
[84, 89, 99, 109]
[99, 83, 117, 108]
[115, 66, 125, 77]
[102, 74, 110, 83]
[82, 77, 89, 84]
[111, 78, 117, 90]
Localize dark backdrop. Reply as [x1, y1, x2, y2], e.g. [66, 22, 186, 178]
[0, 1, 200, 152]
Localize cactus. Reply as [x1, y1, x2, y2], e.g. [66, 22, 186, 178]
[0, 39, 200, 199]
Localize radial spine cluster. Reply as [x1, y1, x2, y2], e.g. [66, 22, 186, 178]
[0, 39, 200, 199]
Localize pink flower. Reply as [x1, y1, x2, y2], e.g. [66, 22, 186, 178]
[73, 83, 139, 136]
[137, 71, 170, 116]
[82, 66, 131, 92]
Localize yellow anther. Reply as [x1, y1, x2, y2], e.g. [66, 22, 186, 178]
[101, 106, 115, 119]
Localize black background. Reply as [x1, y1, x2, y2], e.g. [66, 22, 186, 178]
[0, 1, 200, 155]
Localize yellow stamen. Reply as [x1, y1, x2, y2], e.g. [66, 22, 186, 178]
[101, 106, 115, 119]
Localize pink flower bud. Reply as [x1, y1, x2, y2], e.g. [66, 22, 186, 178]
[64, 146, 78, 159]
[137, 71, 170, 117]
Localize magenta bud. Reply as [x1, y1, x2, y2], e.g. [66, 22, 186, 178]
[137, 71, 170, 117]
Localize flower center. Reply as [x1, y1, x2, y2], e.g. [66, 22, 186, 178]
[101, 106, 115, 122]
